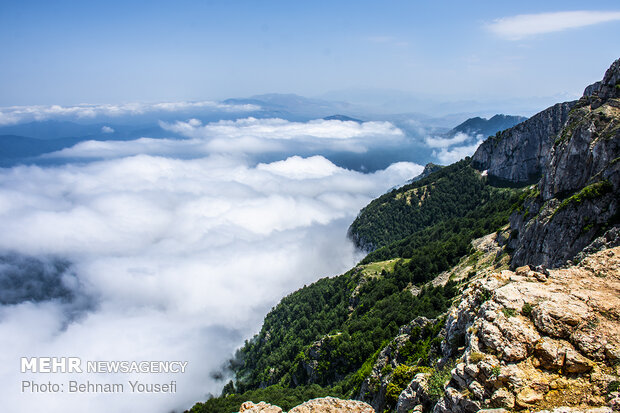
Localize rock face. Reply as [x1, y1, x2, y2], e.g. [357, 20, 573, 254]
[358, 317, 438, 412]
[237, 397, 374, 413]
[472, 58, 620, 268]
[508, 58, 620, 268]
[472, 102, 574, 184]
[425, 247, 620, 413]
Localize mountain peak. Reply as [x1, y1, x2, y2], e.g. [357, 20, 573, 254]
[583, 57, 620, 100]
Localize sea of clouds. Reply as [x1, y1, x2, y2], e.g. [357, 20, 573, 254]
[0, 111, 423, 413]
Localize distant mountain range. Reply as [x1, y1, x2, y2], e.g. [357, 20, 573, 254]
[447, 114, 527, 138]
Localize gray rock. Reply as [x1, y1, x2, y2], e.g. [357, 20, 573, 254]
[472, 101, 575, 185]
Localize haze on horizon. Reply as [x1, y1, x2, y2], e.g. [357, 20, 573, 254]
[1, 0, 619, 114]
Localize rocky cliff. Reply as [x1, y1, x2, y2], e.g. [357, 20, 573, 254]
[470, 58, 620, 268]
[471, 102, 574, 185]
[507, 58, 620, 268]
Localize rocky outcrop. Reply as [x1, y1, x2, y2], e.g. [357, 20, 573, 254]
[237, 397, 374, 413]
[410, 163, 443, 182]
[358, 317, 438, 412]
[288, 397, 374, 413]
[472, 101, 574, 184]
[417, 247, 620, 413]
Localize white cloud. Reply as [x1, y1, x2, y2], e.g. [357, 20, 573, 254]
[101, 125, 114, 133]
[433, 137, 483, 164]
[257, 155, 341, 179]
[487, 10, 620, 40]
[0, 153, 422, 413]
[161, 117, 403, 141]
[46, 117, 405, 160]
[424, 132, 474, 148]
[0, 101, 260, 126]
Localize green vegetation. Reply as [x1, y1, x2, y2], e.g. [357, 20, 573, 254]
[235, 279, 457, 392]
[427, 363, 453, 403]
[349, 159, 490, 251]
[188, 158, 529, 412]
[469, 352, 485, 363]
[501, 308, 517, 317]
[556, 180, 613, 213]
[385, 365, 419, 407]
[522, 302, 533, 317]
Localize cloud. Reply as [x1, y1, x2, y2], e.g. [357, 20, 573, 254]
[161, 117, 403, 141]
[101, 125, 114, 133]
[45, 117, 405, 160]
[487, 10, 620, 40]
[0, 101, 260, 126]
[433, 136, 483, 164]
[0, 153, 422, 413]
[424, 132, 473, 148]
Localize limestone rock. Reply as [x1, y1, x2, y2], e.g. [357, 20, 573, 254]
[288, 397, 374, 413]
[472, 101, 574, 185]
[239, 401, 283, 413]
[433, 247, 620, 413]
[516, 387, 543, 407]
[490, 388, 515, 408]
[238, 398, 375, 413]
[396, 373, 430, 413]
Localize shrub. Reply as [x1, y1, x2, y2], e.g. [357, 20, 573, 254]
[385, 365, 417, 407]
[521, 302, 533, 317]
[428, 364, 453, 402]
[469, 351, 485, 363]
[608, 380, 620, 393]
[502, 307, 517, 317]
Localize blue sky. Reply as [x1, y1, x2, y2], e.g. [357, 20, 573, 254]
[1, 0, 619, 107]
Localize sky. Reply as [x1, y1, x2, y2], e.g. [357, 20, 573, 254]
[1, 0, 619, 107]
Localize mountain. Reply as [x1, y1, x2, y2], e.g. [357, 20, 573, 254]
[0, 135, 83, 165]
[447, 114, 527, 138]
[347, 160, 501, 252]
[224, 94, 357, 120]
[410, 163, 443, 183]
[323, 114, 363, 123]
[473, 57, 620, 268]
[187, 59, 620, 413]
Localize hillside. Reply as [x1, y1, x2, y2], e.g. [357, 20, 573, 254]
[186, 59, 620, 413]
[347, 160, 509, 252]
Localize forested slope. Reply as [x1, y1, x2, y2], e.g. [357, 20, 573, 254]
[347, 159, 496, 252]
[188, 158, 525, 413]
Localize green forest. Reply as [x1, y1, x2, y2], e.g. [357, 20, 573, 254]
[187, 158, 526, 413]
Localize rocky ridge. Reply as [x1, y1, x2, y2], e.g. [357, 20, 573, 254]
[397, 246, 620, 413]
[218, 60, 620, 413]
[473, 58, 620, 268]
[508, 59, 620, 268]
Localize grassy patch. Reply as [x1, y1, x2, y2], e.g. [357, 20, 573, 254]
[555, 180, 613, 215]
[502, 307, 517, 317]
